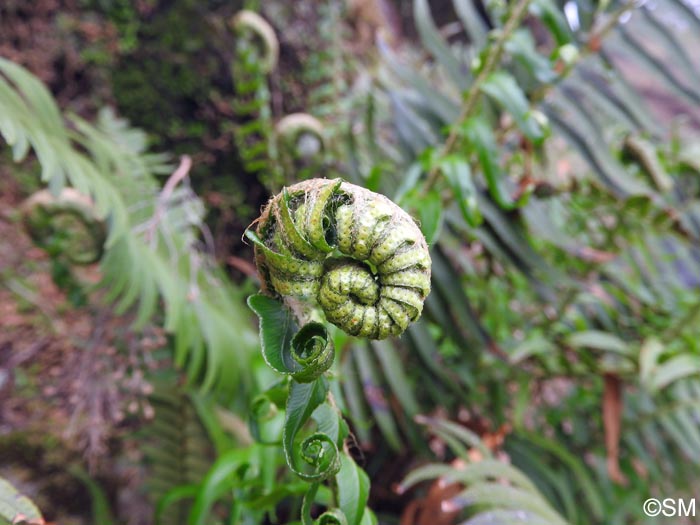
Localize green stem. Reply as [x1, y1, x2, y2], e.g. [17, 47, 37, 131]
[423, 0, 638, 196]
[528, 1, 637, 106]
[422, 0, 533, 194]
[302, 482, 321, 525]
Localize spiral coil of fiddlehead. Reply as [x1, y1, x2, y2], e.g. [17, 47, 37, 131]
[246, 178, 432, 339]
[247, 295, 341, 482]
[231, 10, 279, 74]
[21, 188, 106, 265]
[230, 10, 282, 190]
[276, 113, 326, 180]
[248, 295, 336, 382]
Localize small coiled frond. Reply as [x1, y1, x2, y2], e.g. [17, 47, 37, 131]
[230, 10, 281, 190]
[247, 178, 431, 339]
[276, 113, 326, 181]
[276, 113, 325, 160]
[231, 10, 279, 74]
[248, 294, 335, 383]
[21, 188, 106, 265]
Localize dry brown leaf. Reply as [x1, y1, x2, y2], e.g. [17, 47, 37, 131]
[603, 373, 628, 485]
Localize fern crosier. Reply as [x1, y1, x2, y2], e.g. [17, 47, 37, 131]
[246, 178, 431, 339]
[22, 188, 106, 265]
[230, 10, 281, 190]
[276, 113, 326, 181]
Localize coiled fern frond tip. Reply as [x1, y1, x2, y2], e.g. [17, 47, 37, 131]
[231, 10, 279, 73]
[21, 188, 106, 265]
[248, 178, 431, 339]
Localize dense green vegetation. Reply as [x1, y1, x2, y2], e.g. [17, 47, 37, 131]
[1, 1, 700, 524]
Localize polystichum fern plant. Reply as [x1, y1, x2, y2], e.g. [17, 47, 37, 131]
[355, 1, 700, 522]
[0, 59, 256, 395]
[244, 178, 431, 524]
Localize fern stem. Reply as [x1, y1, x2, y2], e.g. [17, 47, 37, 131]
[528, 1, 637, 106]
[144, 155, 192, 246]
[423, 0, 637, 197]
[422, 0, 533, 195]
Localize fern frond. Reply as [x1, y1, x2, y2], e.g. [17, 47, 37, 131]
[0, 59, 256, 395]
[230, 10, 281, 191]
[400, 419, 570, 525]
[142, 384, 215, 525]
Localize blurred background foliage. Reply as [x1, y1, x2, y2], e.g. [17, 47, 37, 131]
[1, 0, 700, 524]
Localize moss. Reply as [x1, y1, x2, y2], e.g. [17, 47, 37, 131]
[110, 6, 219, 145]
[100, 0, 240, 156]
[93, 0, 271, 263]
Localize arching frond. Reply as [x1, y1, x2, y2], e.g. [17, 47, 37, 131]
[0, 59, 256, 395]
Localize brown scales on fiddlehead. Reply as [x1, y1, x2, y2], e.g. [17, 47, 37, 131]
[246, 178, 431, 339]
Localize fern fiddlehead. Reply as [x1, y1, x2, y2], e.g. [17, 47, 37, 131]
[232, 10, 279, 74]
[246, 178, 432, 339]
[230, 10, 282, 190]
[276, 113, 326, 180]
[21, 188, 106, 265]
